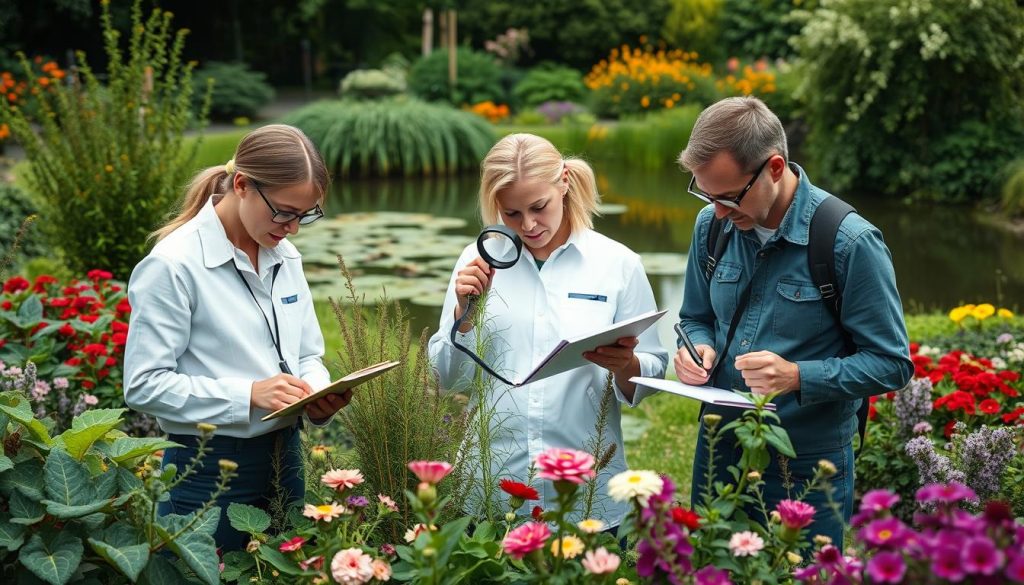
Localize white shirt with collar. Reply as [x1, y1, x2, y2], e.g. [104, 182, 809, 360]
[123, 195, 332, 438]
[428, 228, 668, 526]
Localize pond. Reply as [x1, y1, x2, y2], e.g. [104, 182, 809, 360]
[295, 164, 1024, 339]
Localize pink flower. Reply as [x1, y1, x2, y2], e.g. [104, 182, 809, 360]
[860, 489, 900, 513]
[321, 469, 364, 492]
[694, 566, 733, 585]
[859, 517, 910, 548]
[299, 555, 323, 571]
[370, 558, 392, 581]
[776, 499, 815, 529]
[330, 547, 374, 584]
[916, 482, 977, 504]
[502, 521, 551, 560]
[302, 502, 348, 522]
[728, 531, 764, 557]
[377, 493, 399, 512]
[866, 551, 906, 583]
[534, 448, 595, 485]
[407, 460, 453, 484]
[82, 394, 98, 406]
[581, 547, 620, 575]
[961, 536, 1003, 576]
[278, 536, 306, 552]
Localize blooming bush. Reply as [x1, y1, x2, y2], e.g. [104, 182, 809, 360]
[0, 272, 156, 434]
[466, 101, 510, 123]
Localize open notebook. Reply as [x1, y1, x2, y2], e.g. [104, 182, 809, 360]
[261, 360, 401, 421]
[509, 309, 668, 387]
[630, 376, 777, 411]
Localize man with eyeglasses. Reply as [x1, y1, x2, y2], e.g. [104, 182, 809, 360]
[673, 97, 912, 545]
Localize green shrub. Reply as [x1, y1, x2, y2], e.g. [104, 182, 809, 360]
[1, 0, 210, 281]
[281, 97, 495, 177]
[192, 61, 274, 121]
[339, 68, 406, 100]
[0, 183, 45, 264]
[512, 65, 586, 108]
[407, 48, 505, 106]
[791, 0, 1024, 202]
[720, 0, 806, 60]
[662, 0, 725, 63]
[512, 109, 548, 126]
[1000, 158, 1024, 218]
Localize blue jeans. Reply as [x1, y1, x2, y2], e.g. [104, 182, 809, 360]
[158, 424, 305, 552]
[690, 422, 854, 547]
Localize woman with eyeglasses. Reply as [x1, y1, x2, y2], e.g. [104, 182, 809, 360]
[123, 124, 348, 551]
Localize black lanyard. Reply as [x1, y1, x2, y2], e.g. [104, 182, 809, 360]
[234, 263, 291, 375]
[450, 296, 517, 387]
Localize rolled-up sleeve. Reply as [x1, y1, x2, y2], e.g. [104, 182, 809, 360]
[123, 255, 253, 425]
[796, 227, 913, 405]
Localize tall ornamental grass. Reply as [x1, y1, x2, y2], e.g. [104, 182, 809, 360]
[281, 98, 495, 178]
[1, 0, 210, 280]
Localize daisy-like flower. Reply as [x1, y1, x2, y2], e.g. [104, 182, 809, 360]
[581, 547, 621, 575]
[499, 479, 540, 501]
[535, 448, 596, 485]
[577, 518, 606, 534]
[302, 502, 348, 522]
[728, 531, 764, 557]
[550, 535, 585, 559]
[607, 470, 663, 505]
[321, 469, 365, 492]
[278, 536, 306, 553]
[330, 548, 374, 585]
[502, 522, 551, 560]
[371, 558, 392, 582]
[377, 493, 399, 512]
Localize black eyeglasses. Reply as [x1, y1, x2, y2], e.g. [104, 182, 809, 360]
[252, 180, 324, 225]
[688, 156, 773, 209]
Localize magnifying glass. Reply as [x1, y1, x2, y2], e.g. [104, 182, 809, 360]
[450, 225, 523, 386]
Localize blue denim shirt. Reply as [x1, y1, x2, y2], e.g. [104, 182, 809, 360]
[679, 163, 913, 452]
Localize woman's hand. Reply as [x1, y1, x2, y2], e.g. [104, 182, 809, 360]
[305, 390, 352, 421]
[251, 374, 312, 412]
[454, 257, 493, 332]
[583, 336, 640, 378]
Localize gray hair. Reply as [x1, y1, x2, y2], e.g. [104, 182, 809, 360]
[678, 96, 788, 173]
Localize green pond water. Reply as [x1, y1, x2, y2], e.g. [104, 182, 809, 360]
[292, 164, 1024, 340]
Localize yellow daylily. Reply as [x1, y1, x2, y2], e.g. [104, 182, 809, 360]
[972, 303, 995, 320]
[998, 308, 1014, 319]
[948, 306, 970, 323]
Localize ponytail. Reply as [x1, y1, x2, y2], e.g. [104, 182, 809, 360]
[150, 165, 230, 241]
[562, 157, 600, 232]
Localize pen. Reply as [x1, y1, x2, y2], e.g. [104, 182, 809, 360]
[674, 322, 707, 373]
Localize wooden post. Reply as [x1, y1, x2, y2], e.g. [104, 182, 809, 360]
[422, 8, 433, 56]
[438, 9, 448, 54]
[447, 10, 457, 93]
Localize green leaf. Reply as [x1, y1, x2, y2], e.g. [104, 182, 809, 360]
[19, 531, 83, 585]
[138, 554, 187, 585]
[54, 420, 121, 461]
[257, 544, 305, 576]
[41, 498, 110, 520]
[155, 513, 220, 585]
[70, 408, 126, 431]
[227, 502, 271, 534]
[0, 403, 53, 447]
[17, 295, 44, 328]
[9, 490, 46, 525]
[0, 458, 44, 499]
[95, 467, 118, 500]
[43, 448, 95, 507]
[109, 437, 181, 464]
[0, 454, 13, 473]
[117, 466, 143, 492]
[0, 515, 27, 550]
[219, 551, 255, 582]
[764, 425, 797, 458]
[88, 537, 150, 581]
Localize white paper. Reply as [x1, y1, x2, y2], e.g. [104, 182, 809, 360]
[261, 360, 401, 421]
[513, 309, 668, 386]
[629, 376, 776, 411]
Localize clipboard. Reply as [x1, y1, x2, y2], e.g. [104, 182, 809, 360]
[511, 309, 668, 386]
[261, 360, 401, 421]
[629, 376, 776, 410]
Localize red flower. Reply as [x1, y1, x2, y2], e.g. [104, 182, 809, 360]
[65, 357, 81, 366]
[105, 357, 117, 366]
[58, 323, 75, 336]
[499, 479, 540, 501]
[82, 343, 108, 356]
[111, 321, 129, 333]
[278, 536, 306, 553]
[1, 300, 11, 311]
[868, 404, 878, 421]
[979, 399, 1001, 415]
[1002, 407, 1024, 425]
[943, 420, 957, 438]
[671, 506, 701, 531]
[87, 269, 113, 281]
[49, 297, 71, 307]
[0, 339, 6, 349]
[80, 314, 99, 324]
[97, 368, 109, 379]
[59, 308, 79, 320]
[909, 342, 920, 354]
[116, 299, 131, 314]
[531, 506, 544, 521]
[33, 274, 58, 292]
[111, 332, 127, 346]
[3, 276, 30, 293]
[82, 380, 95, 389]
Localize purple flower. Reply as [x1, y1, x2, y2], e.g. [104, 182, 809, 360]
[916, 482, 977, 505]
[996, 333, 1014, 344]
[867, 551, 906, 583]
[815, 545, 844, 568]
[931, 545, 966, 581]
[860, 489, 900, 513]
[776, 499, 816, 529]
[346, 495, 370, 508]
[859, 518, 911, 549]
[962, 536, 1004, 576]
[913, 421, 933, 435]
[694, 565, 733, 585]
[1005, 553, 1024, 581]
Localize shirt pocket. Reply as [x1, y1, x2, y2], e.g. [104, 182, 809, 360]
[276, 292, 307, 360]
[709, 261, 744, 321]
[772, 279, 823, 340]
[559, 296, 616, 339]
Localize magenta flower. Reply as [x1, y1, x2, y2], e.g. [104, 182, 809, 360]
[961, 536, 1004, 576]
[407, 460, 453, 484]
[931, 545, 966, 582]
[815, 545, 844, 568]
[1006, 553, 1024, 581]
[860, 489, 900, 513]
[502, 522, 551, 560]
[916, 482, 977, 505]
[866, 551, 906, 583]
[859, 517, 910, 549]
[776, 499, 816, 529]
[694, 565, 733, 585]
[534, 448, 596, 485]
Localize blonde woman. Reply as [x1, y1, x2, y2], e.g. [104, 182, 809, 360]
[428, 133, 668, 528]
[124, 125, 349, 550]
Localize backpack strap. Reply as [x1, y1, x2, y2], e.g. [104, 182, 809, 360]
[704, 216, 732, 281]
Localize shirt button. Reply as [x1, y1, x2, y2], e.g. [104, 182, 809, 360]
[758, 252, 766, 258]
[741, 339, 750, 347]
[795, 291, 801, 299]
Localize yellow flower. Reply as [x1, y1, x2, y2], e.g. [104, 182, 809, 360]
[972, 303, 995, 320]
[104, 164, 114, 172]
[577, 518, 606, 534]
[550, 535, 585, 559]
[640, 96, 650, 108]
[949, 306, 970, 323]
[998, 308, 1014, 318]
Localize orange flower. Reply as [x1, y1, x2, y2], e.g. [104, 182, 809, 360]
[0, 124, 10, 140]
[38, 77, 50, 86]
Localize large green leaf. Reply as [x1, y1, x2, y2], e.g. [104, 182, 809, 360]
[54, 421, 120, 461]
[257, 545, 304, 576]
[117, 466, 144, 492]
[19, 531, 83, 585]
[764, 425, 796, 458]
[137, 554, 187, 585]
[16, 295, 44, 328]
[95, 467, 118, 500]
[155, 513, 220, 585]
[227, 502, 270, 534]
[0, 402, 53, 447]
[219, 551, 255, 582]
[70, 409, 126, 431]
[0, 515, 27, 550]
[0, 458, 44, 499]
[10, 489, 45, 525]
[41, 498, 110, 520]
[88, 537, 150, 581]
[43, 448, 96, 510]
[0, 454, 13, 473]
[109, 437, 180, 464]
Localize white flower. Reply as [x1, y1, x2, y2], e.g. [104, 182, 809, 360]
[607, 470, 663, 506]
[728, 530, 765, 557]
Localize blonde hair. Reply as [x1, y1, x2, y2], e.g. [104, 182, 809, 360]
[152, 124, 330, 240]
[479, 133, 600, 232]
[678, 96, 788, 173]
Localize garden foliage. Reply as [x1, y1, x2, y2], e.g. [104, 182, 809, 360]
[0, 0, 211, 280]
[340, 69, 407, 100]
[512, 65, 587, 109]
[407, 48, 505, 107]
[192, 61, 275, 121]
